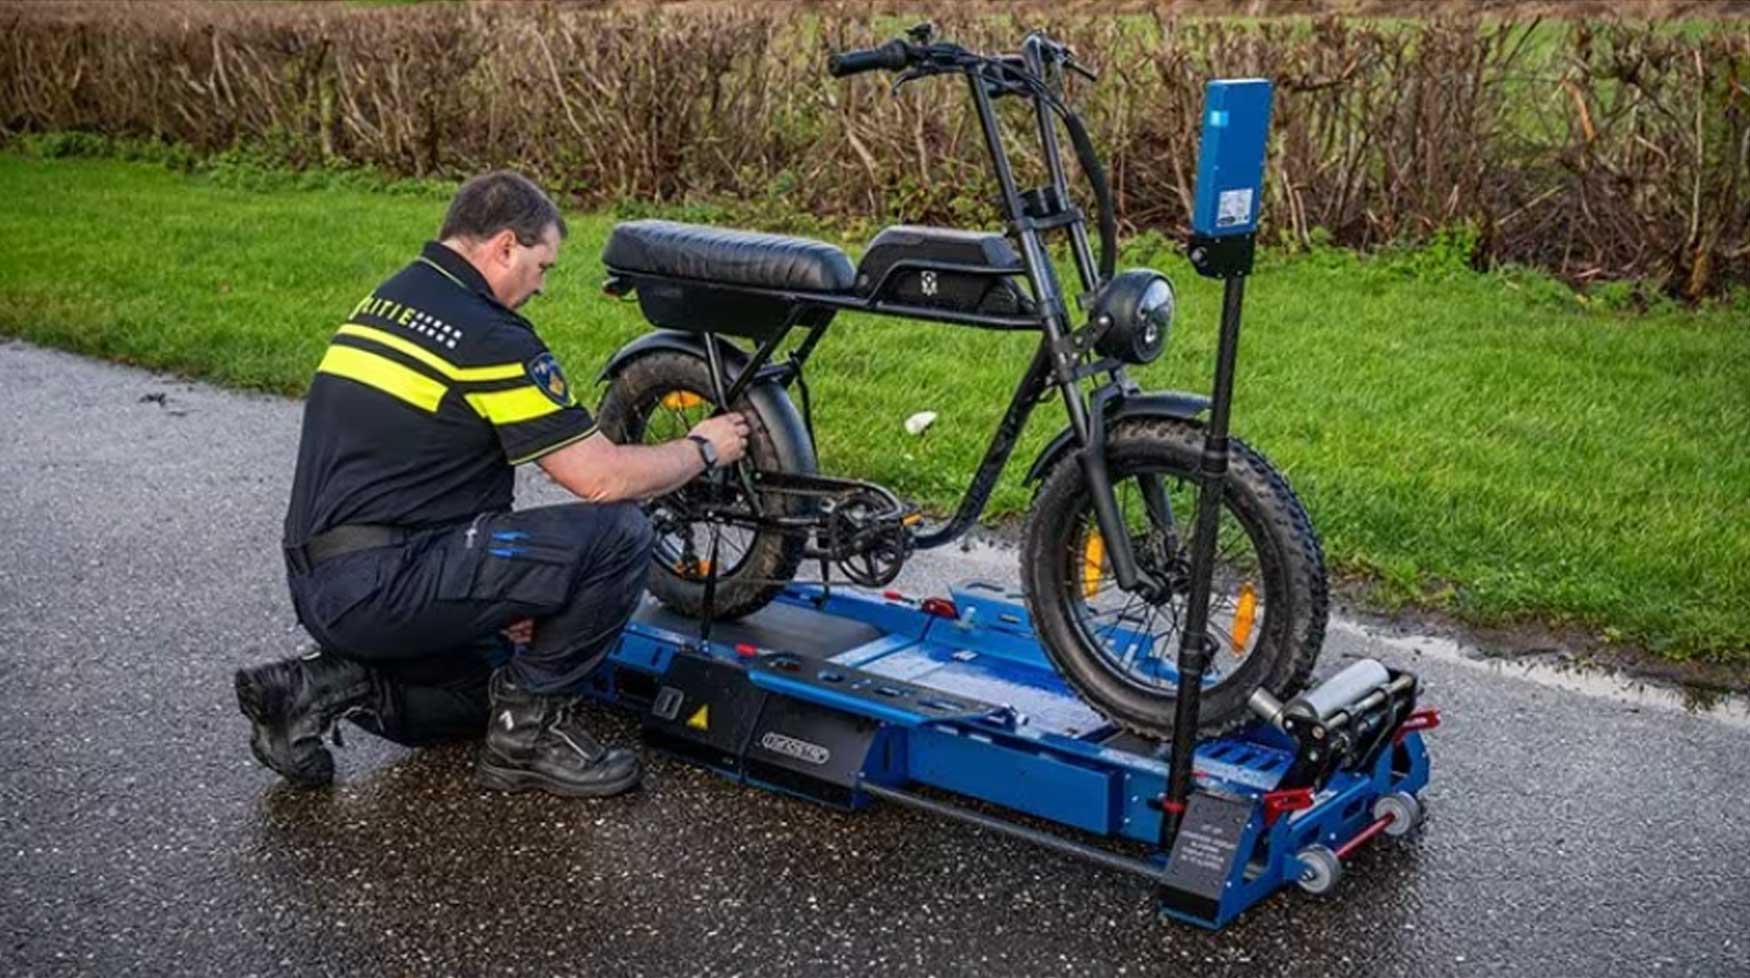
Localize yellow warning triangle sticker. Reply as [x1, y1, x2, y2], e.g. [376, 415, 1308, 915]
[686, 704, 710, 731]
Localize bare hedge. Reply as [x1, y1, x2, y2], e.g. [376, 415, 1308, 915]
[2, 1, 1746, 297]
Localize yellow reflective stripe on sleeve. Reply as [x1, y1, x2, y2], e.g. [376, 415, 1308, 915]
[464, 386, 568, 425]
[335, 324, 523, 382]
[317, 345, 447, 413]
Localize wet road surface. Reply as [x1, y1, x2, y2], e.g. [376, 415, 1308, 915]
[3, 341, 1747, 977]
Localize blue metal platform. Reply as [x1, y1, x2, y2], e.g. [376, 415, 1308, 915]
[583, 580, 1433, 929]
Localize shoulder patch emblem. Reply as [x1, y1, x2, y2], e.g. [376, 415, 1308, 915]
[526, 352, 571, 406]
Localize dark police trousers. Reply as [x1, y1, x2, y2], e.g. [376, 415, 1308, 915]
[288, 502, 654, 746]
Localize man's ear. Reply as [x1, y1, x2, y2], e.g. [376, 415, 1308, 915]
[488, 228, 519, 267]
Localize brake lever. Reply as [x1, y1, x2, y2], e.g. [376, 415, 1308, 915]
[1066, 57, 1098, 83]
[889, 66, 931, 97]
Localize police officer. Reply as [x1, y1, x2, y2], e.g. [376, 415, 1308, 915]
[235, 171, 748, 797]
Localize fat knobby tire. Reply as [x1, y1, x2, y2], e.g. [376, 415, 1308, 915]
[1020, 416, 1328, 740]
[596, 351, 807, 621]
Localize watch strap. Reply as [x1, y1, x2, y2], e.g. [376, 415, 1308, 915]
[686, 434, 716, 470]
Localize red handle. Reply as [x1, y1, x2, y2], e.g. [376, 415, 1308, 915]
[1394, 707, 1441, 744]
[1261, 786, 1315, 826]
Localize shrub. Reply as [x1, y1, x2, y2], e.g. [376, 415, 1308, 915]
[2, 1, 1745, 298]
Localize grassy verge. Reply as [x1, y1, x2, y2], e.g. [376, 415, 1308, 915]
[3, 154, 1747, 666]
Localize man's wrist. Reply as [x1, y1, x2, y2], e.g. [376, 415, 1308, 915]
[685, 434, 717, 472]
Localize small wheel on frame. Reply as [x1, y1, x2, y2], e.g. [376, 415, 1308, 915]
[1294, 844, 1342, 896]
[1372, 791, 1423, 839]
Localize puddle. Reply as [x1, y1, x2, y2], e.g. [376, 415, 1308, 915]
[1334, 619, 1750, 730]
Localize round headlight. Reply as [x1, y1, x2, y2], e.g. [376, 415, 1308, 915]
[1091, 269, 1175, 365]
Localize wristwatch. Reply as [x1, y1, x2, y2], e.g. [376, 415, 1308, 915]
[686, 434, 718, 472]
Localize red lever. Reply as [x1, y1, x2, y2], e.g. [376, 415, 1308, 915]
[1394, 707, 1442, 744]
[734, 642, 759, 658]
[1261, 786, 1315, 826]
[921, 597, 958, 620]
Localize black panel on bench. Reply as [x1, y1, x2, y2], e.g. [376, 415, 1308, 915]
[633, 597, 884, 661]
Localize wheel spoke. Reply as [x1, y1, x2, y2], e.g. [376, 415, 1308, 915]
[636, 385, 768, 580]
[1059, 460, 1279, 700]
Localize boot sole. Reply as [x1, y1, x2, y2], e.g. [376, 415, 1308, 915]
[474, 760, 642, 798]
[234, 668, 333, 788]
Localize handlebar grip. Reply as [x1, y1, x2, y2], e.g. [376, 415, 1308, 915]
[828, 39, 911, 77]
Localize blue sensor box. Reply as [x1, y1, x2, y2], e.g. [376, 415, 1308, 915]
[1190, 79, 1275, 237]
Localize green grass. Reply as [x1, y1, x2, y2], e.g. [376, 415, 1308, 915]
[3, 154, 1747, 666]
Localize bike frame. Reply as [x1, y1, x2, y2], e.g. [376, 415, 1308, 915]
[608, 35, 1172, 597]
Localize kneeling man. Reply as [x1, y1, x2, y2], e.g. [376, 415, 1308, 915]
[236, 171, 746, 797]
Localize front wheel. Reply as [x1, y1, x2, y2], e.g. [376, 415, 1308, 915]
[1020, 417, 1328, 739]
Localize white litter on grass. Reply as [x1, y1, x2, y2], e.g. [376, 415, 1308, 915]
[904, 411, 938, 436]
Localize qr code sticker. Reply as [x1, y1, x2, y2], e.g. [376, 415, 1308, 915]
[1217, 188, 1254, 227]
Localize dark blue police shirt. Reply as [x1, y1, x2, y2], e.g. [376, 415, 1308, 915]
[283, 242, 596, 546]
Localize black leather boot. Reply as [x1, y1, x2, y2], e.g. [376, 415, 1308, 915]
[475, 669, 642, 798]
[234, 650, 381, 787]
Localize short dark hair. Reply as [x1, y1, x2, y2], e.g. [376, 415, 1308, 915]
[438, 170, 567, 246]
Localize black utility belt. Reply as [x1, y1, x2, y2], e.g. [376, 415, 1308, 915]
[285, 524, 413, 575]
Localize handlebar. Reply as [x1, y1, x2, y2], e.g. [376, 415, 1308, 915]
[827, 30, 1118, 283]
[827, 40, 913, 78]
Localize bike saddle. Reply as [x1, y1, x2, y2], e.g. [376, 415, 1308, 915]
[604, 219, 857, 294]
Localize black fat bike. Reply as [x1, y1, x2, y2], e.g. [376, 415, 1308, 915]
[595, 26, 1328, 739]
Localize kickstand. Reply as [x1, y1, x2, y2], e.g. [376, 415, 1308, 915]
[696, 515, 724, 648]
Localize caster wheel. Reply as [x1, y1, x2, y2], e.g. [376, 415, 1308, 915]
[1373, 791, 1422, 837]
[1295, 844, 1342, 895]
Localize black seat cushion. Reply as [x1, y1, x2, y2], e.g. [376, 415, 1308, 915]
[603, 220, 856, 293]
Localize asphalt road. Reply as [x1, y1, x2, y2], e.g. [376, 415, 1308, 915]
[3, 340, 1747, 978]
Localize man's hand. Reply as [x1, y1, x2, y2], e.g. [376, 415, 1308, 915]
[689, 412, 750, 467]
[536, 412, 751, 504]
[503, 618, 535, 646]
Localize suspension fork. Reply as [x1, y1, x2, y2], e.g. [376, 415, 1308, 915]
[1071, 384, 1166, 598]
[962, 62, 1165, 598]
[1138, 475, 1178, 553]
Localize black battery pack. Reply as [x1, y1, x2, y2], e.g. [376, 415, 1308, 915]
[854, 225, 1032, 323]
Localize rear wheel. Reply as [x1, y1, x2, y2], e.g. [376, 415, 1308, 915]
[596, 351, 807, 620]
[1020, 417, 1327, 739]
